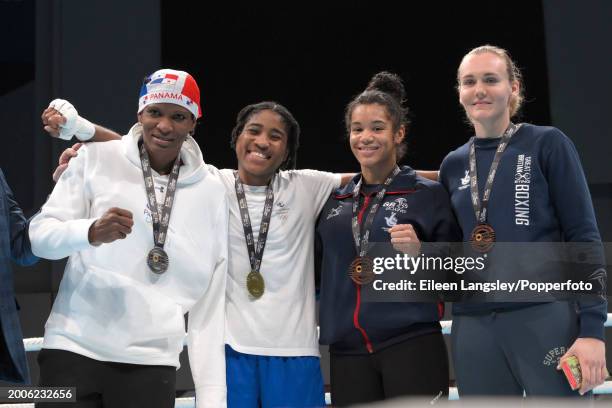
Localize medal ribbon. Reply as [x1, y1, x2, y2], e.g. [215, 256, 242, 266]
[468, 123, 521, 224]
[351, 166, 401, 257]
[234, 172, 275, 274]
[139, 141, 181, 249]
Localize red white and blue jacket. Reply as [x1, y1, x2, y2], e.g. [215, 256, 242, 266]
[316, 166, 461, 354]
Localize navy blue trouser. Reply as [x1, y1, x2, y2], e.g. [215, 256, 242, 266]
[452, 301, 590, 397]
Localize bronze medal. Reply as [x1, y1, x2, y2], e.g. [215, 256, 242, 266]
[348, 257, 375, 285]
[470, 223, 496, 253]
[247, 271, 265, 298]
[349, 167, 401, 286]
[466, 124, 521, 254]
[147, 246, 169, 274]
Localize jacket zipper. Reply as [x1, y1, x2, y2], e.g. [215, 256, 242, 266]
[354, 194, 374, 354]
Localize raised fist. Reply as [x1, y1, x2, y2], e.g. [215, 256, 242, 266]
[88, 207, 134, 246]
[389, 224, 421, 256]
[41, 99, 95, 141]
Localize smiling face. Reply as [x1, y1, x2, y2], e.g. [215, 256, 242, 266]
[458, 52, 519, 136]
[138, 103, 196, 173]
[349, 103, 404, 182]
[235, 109, 289, 186]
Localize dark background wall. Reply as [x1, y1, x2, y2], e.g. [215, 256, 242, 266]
[1, 0, 610, 395]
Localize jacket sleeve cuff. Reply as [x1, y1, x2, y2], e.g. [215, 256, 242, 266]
[195, 385, 227, 408]
[578, 309, 606, 341]
[67, 218, 98, 252]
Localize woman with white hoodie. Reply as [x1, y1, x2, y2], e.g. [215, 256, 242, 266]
[29, 69, 228, 408]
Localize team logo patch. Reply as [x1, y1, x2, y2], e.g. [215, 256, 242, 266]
[326, 205, 343, 220]
[274, 201, 290, 224]
[383, 198, 408, 213]
[382, 212, 398, 232]
[515, 172, 531, 183]
[459, 170, 470, 190]
[588, 267, 607, 296]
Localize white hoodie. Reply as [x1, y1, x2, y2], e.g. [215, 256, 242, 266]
[29, 124, 229, 407]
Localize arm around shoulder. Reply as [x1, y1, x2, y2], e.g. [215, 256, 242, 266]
[427, 182, 462, 242]
[415, 170, 439, 182]
[91, 124, 122, 142]
[294, 170, 344, 217]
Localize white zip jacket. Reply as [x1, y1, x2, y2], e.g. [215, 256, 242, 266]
[29, 123, 229, 407]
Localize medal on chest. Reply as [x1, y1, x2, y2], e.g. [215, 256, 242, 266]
[467, 124, 520, 253]
[234, 172, 275, 299]
[139, 141, 181, 274]
[348, 166, 400, 285]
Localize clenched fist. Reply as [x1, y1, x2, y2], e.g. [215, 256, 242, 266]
[41, 106, 66, 138]
[41, 99, 95, 141]
[389, 224, 421, 256]
[88, 207, 134, 246]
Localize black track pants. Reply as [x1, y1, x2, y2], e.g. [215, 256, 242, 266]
[36, 348, 176, 408]
[330, 332, 449, 406]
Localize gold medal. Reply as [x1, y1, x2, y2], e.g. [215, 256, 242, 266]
[247, 271, 265, 298]
[470, 223, 496, 253]
[348, 257, 375, 285]
[235, 173, 274, 301]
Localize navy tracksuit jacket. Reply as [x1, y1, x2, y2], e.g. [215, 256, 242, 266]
[316, 166, 461, 354]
